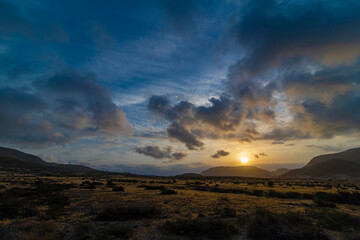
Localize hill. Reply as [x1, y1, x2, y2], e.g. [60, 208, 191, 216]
[0, 146, 99, 175]
[282, 147, 360, 178]
[304, 148, 360, 167]
[201, 166, 273, 178]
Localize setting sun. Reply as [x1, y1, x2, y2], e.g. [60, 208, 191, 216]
[240, 156, 249, 164]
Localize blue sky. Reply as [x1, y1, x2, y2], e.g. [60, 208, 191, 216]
[1, 0, 360, 175]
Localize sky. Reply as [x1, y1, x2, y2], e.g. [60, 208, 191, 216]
[1, 0, 360, 175]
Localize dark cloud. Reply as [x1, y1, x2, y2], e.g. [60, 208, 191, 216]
[305, 145, 345, 152]
[219, 0, 360, 142]
[229, 0, 360, 75]
[196, 97, 243, 131]
[148, 94, 246, 148]
[262, 128, 309, 142]
[0, 70, 132, 147]
[167, 122, 204, 150]
[135, 146, 171, 159]
[35, 71, 132, 135]
[148, 95, 242, 131]
[172, 152, 187, 160]
[211, 150, 230, 158]
[272, 141, 284, 145]
[254, 152, 266, 158]
[135, 145, 187, 161]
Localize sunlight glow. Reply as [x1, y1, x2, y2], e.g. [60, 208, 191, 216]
[240, 156, 249, 164]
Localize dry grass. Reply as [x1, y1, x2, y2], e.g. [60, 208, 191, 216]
[0, 173, 360, 239]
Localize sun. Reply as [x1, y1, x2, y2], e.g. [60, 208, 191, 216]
[240, 156, 249, 164]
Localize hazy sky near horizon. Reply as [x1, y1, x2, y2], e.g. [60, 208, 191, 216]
[1, 0, 360, 175]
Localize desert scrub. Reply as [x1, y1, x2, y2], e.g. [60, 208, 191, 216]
[160, 189, 177, 195]
[112, 186, 124, 191]
[306, 208, 360, 231]
[214, 207, 237, 218]
[95, 224, 133, 240]
[95, 205, 161, 221]
[162, 218, 240, 240]
[246, 208, 328, 240]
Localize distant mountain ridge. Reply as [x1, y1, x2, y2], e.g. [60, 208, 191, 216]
[201, 166, 289, 178]
[0, 146, 99, 175]
[200, 147, 360, 178]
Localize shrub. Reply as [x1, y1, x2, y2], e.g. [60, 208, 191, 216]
[160, 189, 177, 195]
[215, 207, 237, 218]
[162, 218, 240, 240]
[95, 205, 161, 221]
[137, 185, 165, 190]
[247, 208, 327, 240]
[95, 224, 133, 240]
[267, 181, 274, 187]
[306, 208, 360, 231]
[0, 198, 23, 219]
[313, 198, 336, 208]
[106, 180, 115, 187]
[112, 186, 124, 192]
[46, 193, 70, 207]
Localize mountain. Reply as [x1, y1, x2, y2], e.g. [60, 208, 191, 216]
[201, 166, 273, 178]
[0, 147, 46, 164]
[304, 148, 360, 167]
[271, 168, 290, 177]
[0, 146, 99, 175]
[282, 147, 360, 178]
[175, 173, 203, 178]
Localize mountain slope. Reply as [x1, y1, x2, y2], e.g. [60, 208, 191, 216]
[282, 147, 360, 178]
[282, 159, 360, 178]
[201, 166, 273, 178]
[0, 146, 46, 164]
[305, 148, 360, 167]
[270, 168, 290, 177]
[0, 146, 98, 174]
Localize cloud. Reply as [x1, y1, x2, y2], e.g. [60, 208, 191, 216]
[254, 152, 267, 158]
[228, 0, 360, 75]
[211, 150, 230, 158]
[148, 94, 246, 148]
[218, 0, 360, 142]
[171, 152, 187, 160]
[0, 70, 132, 147]
[35, 70, 132, 135]
[135, 145, 172, 159]
[167, 122, 204, 150]
[305, 145, 345, 152]
[148, 95, 243, 131]
[135, 145, 187, 161]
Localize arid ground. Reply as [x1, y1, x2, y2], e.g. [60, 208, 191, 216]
[1, 173, 360, 240]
